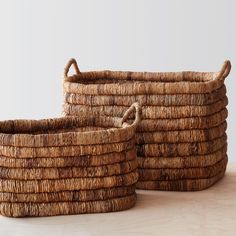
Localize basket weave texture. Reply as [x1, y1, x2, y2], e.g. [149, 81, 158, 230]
[0, 103, 140, 217]
[63, 59, 231, 191]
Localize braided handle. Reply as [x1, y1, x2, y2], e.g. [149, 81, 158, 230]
[121, 102, 141, 127]
[215, 60, 231, 80]
[64, 58, 80, 78]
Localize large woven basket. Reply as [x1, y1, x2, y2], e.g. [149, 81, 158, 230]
[0, 103, 140, 217]
[63, 58, 231, 191]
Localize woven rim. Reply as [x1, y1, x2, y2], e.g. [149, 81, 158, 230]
[138, 156, 227, 181]
[0, 185, 135, 203]
[0, 103, 140, 147]
[0, 193, 136, 217]
[63, 59, 231, 95]
[136, 168, 226, 191]
[138, 145, 227, 168]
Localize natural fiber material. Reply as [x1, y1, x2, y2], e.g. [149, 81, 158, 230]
[0, 185, 135, 203]
[63, 58, 231, 191]
[0, 139, 135, 158]
[63, 97, 227, 119]
[137, 133, 226, 157]
[0, 160, 137, 180]
[0, 103, 141, 217]
[138, 156, 227, 181]
[0, 149, 136, 168]
[136, 169, 226, 191]
[138, 145, 227, 169]
[0, 194, 136, 217]
[0, 172, 138, 193]
[136, 122, 227, 144]
[65, 85, 226, 106]
[138, 108, 227, 131]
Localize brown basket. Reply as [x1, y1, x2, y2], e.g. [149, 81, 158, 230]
[0, 103, 141, 217]
[63, 58, 231, 191]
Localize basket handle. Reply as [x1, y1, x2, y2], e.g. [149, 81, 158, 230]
[64, 58, 80, 78]
[215, 60, 231, 81]
[121, 102, 141, 127]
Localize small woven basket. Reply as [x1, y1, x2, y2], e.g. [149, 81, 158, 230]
[63, 58, 231, 191]
[0, 103, 140, 217]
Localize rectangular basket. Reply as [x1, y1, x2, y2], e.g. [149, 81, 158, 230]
[0, 103, 140, 217]
[63, 59, 231, 191]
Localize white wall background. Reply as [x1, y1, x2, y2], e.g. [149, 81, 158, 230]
[0, 0, 235, 161]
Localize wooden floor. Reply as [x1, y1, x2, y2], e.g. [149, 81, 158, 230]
[0, 164, 235, 236]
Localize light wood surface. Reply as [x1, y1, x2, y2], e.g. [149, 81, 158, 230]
[0, 164, 235, 236]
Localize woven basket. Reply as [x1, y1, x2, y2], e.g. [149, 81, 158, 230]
[0, 103, 140, 217]
[63, 59, 231, 191]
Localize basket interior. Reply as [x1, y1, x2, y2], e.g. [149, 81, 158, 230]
[27, 126, 107, 135]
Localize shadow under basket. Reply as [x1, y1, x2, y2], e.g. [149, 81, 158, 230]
[63, 58, 231, 191]
[0, 103, 141, 217]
